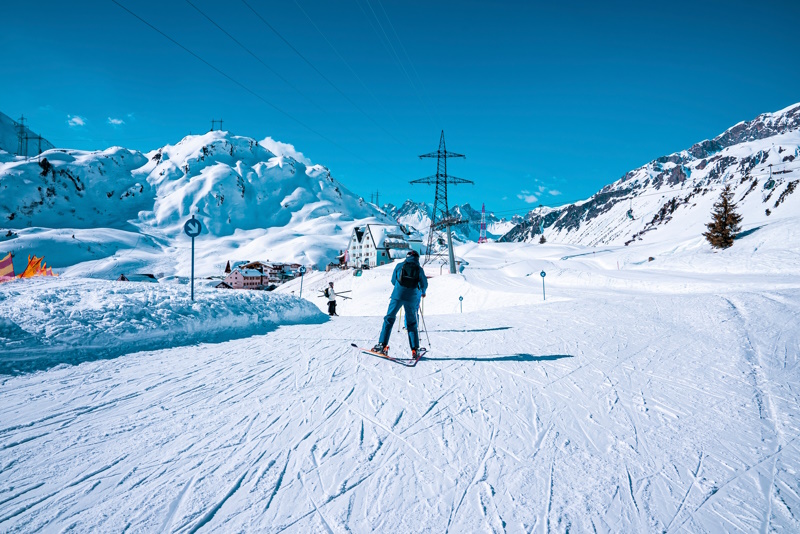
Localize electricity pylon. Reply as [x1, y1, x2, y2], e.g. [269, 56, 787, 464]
[410, 130, 473, 273]
[478, 203, 488, 243]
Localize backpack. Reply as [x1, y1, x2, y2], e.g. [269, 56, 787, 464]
[324, 288, 330, 297]
[398, 261, 420, 289]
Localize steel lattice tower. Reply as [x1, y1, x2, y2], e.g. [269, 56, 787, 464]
[478, 203, 487, 243]
[410, 131, 473, 273]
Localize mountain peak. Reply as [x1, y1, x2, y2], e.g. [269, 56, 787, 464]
[502, 103, 800, 246]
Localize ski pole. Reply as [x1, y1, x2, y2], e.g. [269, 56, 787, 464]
[420, 306, 431, 348]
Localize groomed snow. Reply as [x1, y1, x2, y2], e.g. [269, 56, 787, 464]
[0, 278, 326, 375]
[1, 231, 799, 532]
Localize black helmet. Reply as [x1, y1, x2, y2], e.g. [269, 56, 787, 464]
[407, 250, 419, 258]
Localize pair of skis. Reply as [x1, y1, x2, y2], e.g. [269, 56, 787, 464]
[351, 343, 427, 367]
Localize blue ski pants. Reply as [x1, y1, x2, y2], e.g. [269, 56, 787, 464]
[379, 297, 419, 349]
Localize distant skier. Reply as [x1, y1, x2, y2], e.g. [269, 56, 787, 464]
[372, 250, 428, 359]
[324, 282, 338, 316]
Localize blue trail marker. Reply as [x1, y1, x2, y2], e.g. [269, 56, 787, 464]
[298, 265, 307, 298]
[540, 270, 546, 301]
[459, 295, 463, 313]
[183, 215, 203, 301]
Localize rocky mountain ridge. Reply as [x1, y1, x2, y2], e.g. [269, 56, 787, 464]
[501, 103, 800, 246]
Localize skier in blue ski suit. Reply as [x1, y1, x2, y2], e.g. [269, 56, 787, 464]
[372, 250, 428, 357]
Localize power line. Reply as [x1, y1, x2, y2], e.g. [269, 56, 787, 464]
[373, 0, 438, 125]
[240, 0, 408, 147]
[110, 0, 371, 166]
[183, 0, 325, 114]
[290, 0, 402, 131]
[354, 0, 436, 128]
[180, 0, 409, 182]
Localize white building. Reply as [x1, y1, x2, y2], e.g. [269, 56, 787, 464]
[347, 224, 423, 268]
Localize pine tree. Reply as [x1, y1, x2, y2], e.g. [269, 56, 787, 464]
[703, 184, 742, 249]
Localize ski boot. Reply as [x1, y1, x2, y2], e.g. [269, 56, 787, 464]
[371, 343, 389, 356]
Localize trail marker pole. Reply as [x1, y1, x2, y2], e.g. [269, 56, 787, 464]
[183, 215, 203, 301]
[298, 265, 307, 298]
[540, 270, 546, 301]
[459, 295, 463, 313]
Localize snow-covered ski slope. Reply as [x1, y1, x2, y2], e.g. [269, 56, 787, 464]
[2, 219, 799, 532]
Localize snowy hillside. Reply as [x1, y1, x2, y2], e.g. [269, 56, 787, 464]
[0, 131, 394, 277]
[384, 200, 519, 243]
[502, 103, 800, 247]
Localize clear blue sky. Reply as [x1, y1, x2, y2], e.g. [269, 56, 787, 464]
[2, 0, 798, 217]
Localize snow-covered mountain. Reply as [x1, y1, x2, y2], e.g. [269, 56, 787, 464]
[501, 103, 800, 246]
[383, 200, 519, 243]
[0, 131, 393, 276]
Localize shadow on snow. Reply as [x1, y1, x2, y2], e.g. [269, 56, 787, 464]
[427, 327, 513, 333]
[422, 354, 572, 362]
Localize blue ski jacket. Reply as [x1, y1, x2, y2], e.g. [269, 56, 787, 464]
[390, 256, 428, 302]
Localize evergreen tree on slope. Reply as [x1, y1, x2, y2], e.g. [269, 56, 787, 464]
[703, 184, 742, 249]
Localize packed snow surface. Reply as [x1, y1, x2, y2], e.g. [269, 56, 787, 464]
[1, 226, 799, 532]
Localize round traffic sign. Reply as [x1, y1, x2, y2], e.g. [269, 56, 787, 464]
[459, 296, 463, 301]
[183, 217, 203, 238]
[298, 265, 307, 275]
[540, 270, 546, 278]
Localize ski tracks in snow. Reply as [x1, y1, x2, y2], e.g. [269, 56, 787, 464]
[1, 290, 799, 531]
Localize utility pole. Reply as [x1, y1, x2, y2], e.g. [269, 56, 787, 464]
[410, 131, 473, 273]
[375, 190, 380, 206]
[478, 203, 487, 243]
[210, 119, 224, 131]
[21, 133, 40, 162]
[16, 115, 26, 157]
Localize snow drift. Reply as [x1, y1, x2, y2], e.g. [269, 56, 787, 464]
[0, 277, 326, 375]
